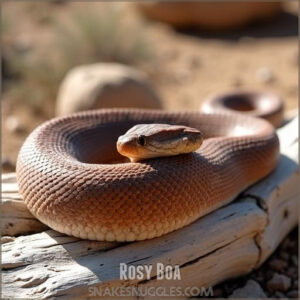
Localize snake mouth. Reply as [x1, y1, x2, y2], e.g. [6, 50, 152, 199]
[116, 124, 203, 162]
[116, 138, 140, 160]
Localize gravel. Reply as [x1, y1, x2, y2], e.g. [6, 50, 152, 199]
[268, 259, 288, 272]
[267, 273, 291, 292]
[208, 227, 298, 298]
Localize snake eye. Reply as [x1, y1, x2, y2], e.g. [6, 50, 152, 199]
[137, 135, 146, 146]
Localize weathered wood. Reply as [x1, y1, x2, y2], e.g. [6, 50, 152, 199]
[247, 116, 299, 266]
[2, 174, 48, 236]
[2, 202, 265, 299]
[1, 116, 298, 238]
[1, 116, 298, 299]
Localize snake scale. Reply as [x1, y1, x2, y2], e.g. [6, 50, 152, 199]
[16, 91, 283, 241]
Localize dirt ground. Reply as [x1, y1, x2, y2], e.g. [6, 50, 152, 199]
[2, 1, 298, 171]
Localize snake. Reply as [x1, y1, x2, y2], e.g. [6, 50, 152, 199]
[16, 90, 283, 241]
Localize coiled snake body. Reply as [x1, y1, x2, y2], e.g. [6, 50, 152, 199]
[16, 91, 283, 241]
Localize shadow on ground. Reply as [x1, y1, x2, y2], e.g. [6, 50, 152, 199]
[176, 12, 298, 41]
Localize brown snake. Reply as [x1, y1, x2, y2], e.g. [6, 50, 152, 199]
[16, 91, 283, 241]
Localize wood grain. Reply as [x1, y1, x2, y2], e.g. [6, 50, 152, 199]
[2, 116, 298, 299]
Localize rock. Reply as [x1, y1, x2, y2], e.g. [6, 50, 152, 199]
[14, 36, 32, 55]
[267, 273, 291, 292]
[56, 63, 162, 116]
[137, 2, 282, 31]
[5, 116, 23, 133]
[188, 55, 201, 70]
[286, 267, 298, 279]
[231, 77, 243, 87]
[273, 291, 287, 298]
[173, 68, 191, 83]
[268, 258, 288, 272]
[287, 290, 299, 298]
[229, 280, 267, 298]
[256, 67, 275, 84]
[291, 255, 298, 266]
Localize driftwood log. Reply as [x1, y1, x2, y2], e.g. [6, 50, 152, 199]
[2, 116, 298, 299]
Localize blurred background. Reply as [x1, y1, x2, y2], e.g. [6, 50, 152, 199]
[1, 1, 298, 173]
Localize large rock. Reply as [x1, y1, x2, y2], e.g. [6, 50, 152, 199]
[56, 63, 162, 116]
[137, 2, 282, 31]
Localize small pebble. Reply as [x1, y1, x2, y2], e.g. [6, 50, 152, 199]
[256, 67, 275, 84]
[173, 69, 191, 83]
[268, 258, 288, 272]
[267, 273, 291, 292]
[2, 157, 15, 172]
[287, 290, 299, 298]
[286, 267, 298, 279]
[14, 37, 32, 54]
[188, 55, 201, 69]
[5, 116, 23, 133]
[231, 77, 243, 87]
[291, 255, 298, 266]
[273, 291, 286, 298]
[229, 280, 267, 298]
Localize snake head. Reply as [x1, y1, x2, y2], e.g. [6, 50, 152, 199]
[117, 124, 203, 162]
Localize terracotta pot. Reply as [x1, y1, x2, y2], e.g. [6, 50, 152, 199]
[137, 2, 283, 31]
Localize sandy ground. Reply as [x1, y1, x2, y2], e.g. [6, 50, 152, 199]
[1, 1, 298, 298]
[2, 1, 298, 170]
